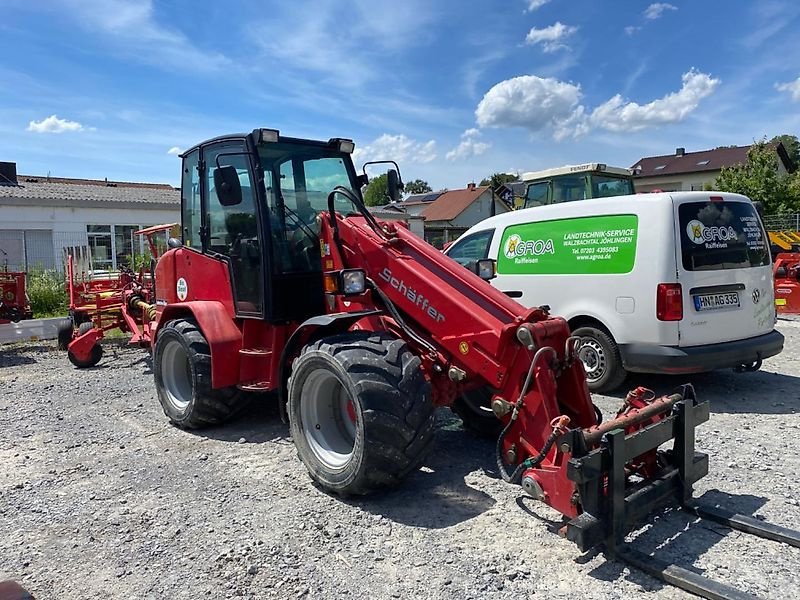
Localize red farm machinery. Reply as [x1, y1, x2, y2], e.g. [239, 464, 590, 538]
[115, 129, 797, 598]
[0, 248, 33, 325]
[769, 231, 800, 313]
[58, 223, 177, 366]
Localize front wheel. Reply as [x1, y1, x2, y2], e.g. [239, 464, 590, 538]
[288, 332, 435, 496]
[574, 326, 627, 393]
[153, 318, 248, 429]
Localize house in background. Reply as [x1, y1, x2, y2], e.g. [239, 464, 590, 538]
[631, 144, 794, 192]
[397, 183, 511, 248]
[0, 161, 179, 271]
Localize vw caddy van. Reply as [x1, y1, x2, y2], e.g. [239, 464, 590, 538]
[445, 191, 784, 392]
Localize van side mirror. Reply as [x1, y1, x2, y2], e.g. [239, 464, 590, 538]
[467, 258, 496, 281]
[753, 200, 764, 217]
[214, 165, 242, 206]
[387, 169, 404, 203]
[775, 266, 788, 278]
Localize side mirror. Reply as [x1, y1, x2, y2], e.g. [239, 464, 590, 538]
[467, 258, 496, 281]
[753, 200, 764, 217]
[167, 237, 182, 249]
[355, 174, 369, 189]
[387, 169, 404, 203]
[214, 165, 242, 206]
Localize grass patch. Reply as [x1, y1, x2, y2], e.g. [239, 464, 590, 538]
[26, 268, 68, 318]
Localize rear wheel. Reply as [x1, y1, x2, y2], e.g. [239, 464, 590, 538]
[67, 321, 103, 368]
[153, 318, 248, 429]
[451, 387, 502, 438]
[57, 317, 74, 351]
[288, 332, 434, 496]
[574, 326, 627, 393]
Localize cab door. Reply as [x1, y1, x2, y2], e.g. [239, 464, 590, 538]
[202, 140, 264, 317]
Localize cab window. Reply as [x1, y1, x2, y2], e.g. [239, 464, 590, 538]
[446, 230, 494, 266]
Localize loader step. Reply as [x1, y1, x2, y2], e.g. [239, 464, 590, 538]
[238, 347, 273, 384]
[238, 380, 272, 392]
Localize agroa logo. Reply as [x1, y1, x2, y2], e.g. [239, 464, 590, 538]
[504, 233, 555, 259]
[685, 219, 737, 245]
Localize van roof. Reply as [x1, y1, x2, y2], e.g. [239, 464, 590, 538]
[521, 163, 632, 181]
[461, 191, 754, 235]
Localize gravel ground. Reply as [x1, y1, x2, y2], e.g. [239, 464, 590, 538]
[1, 318, 799, 600]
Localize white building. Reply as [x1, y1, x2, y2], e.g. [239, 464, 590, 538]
[0, 162, 179, 271]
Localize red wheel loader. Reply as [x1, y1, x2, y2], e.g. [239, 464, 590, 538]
[148, 129, 800, 598]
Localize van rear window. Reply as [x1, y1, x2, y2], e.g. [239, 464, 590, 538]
[678, 201, 769, 271]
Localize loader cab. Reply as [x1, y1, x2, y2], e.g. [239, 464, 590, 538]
[179, 129, 361, 324]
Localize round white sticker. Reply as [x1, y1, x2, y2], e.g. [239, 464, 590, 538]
[176, 277, 188, 301]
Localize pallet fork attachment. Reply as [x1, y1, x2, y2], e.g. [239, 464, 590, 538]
[559, 384, 800, 600]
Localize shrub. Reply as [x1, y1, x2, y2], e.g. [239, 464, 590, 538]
[26, 267, 68, 318]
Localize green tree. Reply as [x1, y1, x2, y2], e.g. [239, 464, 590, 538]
[479, 172, 520, 190]
[405, 179, 432, 194]
[363, 173, 390, 207]
[770, 134, 800, 169]
[714, 141, 797, 214]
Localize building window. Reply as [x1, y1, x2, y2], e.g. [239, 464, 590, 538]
[86, 224, 142, 270]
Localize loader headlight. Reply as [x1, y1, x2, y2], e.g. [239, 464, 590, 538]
[323, 269, 366, 296]
[341, 269, 366, 295]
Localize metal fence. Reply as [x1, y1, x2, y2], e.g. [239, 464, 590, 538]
[0, 230, 87, 273]
[762, 213, 800, 232]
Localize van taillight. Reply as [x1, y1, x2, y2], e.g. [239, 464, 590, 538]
[657, 283, 683, 321]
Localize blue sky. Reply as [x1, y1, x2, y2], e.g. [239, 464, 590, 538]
[2, 0, 800, 190]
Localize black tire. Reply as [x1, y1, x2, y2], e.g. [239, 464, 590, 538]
[288, 331, 435, 496]
[67, 322, 103, 368]
[451, 387, 502, 438]
[56, 317, 74, 351]
[153, 318, 248, 429]
[574, 326, 627, 393]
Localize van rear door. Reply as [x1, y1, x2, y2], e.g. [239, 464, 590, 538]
[675, 195, 774, 347]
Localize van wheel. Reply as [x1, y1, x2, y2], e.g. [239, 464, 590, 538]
[574, 326, 627, 393]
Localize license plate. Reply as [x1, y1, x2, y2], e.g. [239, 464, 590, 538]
[693, 292, 740, 311]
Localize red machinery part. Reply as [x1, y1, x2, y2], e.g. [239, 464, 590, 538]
[0, 271, 33, 323]
[774, 252, 800, 314]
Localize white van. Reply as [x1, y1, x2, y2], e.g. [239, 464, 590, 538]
[445, 191, 784, 392]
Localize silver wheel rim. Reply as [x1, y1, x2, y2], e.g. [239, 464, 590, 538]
[578, 338, 606, 383]
[300, 368, 357, 470]
[161, 339, 193, 411]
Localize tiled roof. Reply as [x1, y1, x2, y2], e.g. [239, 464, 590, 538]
[0, 175, 179, 205]
[631, 143, 793, 178]
[421, 186, 492, 222]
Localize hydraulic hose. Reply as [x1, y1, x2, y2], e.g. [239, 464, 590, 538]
[496, 346, 561, 484]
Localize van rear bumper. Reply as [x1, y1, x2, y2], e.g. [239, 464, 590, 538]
[619, 330, 785, 374]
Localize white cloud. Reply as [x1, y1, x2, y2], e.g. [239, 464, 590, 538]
[624, 25, 642, 36]
[475, 69, 719, 139]
[27, 115, 84, 134]
[167, 146, 182, 156]
[446, 129, 491, 161]
[525, 22, 578, 52]
[776, 77, 800, 102]
[590, 69, 720, 132]
[475, 75, 582, 134]
[644, 3, 677, 20]
[525, 0, 550, 11]
[353, 134, 437, 166]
